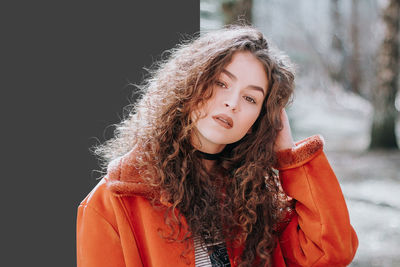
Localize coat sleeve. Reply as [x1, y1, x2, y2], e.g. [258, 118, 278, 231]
[76, 180, 143, 267]
[274, 135, 358, 267]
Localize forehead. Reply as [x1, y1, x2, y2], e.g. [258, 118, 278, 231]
[221, 51, 268, 94]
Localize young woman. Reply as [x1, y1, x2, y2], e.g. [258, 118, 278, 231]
[77, 25, 358, 267]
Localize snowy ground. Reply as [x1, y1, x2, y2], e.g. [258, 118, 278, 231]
[329, 151, 400, 267]
[289, 84, 400, 266]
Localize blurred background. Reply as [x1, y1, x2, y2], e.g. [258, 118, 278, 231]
[201, 0, 400, 266]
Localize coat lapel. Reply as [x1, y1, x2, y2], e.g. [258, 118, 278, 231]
[121, 196, 195, 267]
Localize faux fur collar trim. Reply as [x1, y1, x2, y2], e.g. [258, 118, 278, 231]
[105, 149, 159, 200]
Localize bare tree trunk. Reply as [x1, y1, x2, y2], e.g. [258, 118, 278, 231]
[349, 0, 361, 94]
[329, 0, 348, 87]
[221, 0, 252, 25]
[329, 0, 362, 95]
[370, 0, 399, 149]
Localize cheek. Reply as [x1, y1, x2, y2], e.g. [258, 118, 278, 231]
[191, 103, 211, 123]
[198, 97, 216, 116]
[242, 109, 262, 131]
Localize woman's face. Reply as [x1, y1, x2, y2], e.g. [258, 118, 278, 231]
[191, 51, 268, 153]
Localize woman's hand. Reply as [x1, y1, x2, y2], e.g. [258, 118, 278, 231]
[274, 109, 295, 151]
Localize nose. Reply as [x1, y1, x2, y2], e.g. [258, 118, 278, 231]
[223, 94, 240, 112]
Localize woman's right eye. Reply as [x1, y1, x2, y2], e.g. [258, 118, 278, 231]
[215, 81, 227, 88]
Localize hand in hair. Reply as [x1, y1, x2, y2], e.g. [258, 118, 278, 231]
[274, 109, 295, 152]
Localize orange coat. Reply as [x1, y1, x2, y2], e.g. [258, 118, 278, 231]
[77, 135, 358, 266]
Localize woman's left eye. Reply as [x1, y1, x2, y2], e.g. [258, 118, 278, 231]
[244, 96, 256, 104]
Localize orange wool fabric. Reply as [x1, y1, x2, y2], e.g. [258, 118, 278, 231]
[77, 135, 358, 266]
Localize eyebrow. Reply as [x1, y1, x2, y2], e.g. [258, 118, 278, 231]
[221, 69, 266, 96]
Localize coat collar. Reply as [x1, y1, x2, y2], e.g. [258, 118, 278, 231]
[105, 148, 160, 200]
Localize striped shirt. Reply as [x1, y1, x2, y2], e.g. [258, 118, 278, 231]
[194, 236, 231, 267]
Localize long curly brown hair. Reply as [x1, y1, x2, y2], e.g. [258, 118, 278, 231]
[93, 25, 295, 266]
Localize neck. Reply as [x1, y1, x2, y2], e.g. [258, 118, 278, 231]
[202, 158, 215, 172]
[196, 149, 225, 172]
[190, 133, 226, 154]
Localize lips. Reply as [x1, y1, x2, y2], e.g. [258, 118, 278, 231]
[212, 114, 233, 129]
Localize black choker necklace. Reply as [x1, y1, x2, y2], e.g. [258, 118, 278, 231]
[197, 150, 224, 160]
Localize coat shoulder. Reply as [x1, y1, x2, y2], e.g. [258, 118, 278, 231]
[78, 178, 120, 228]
